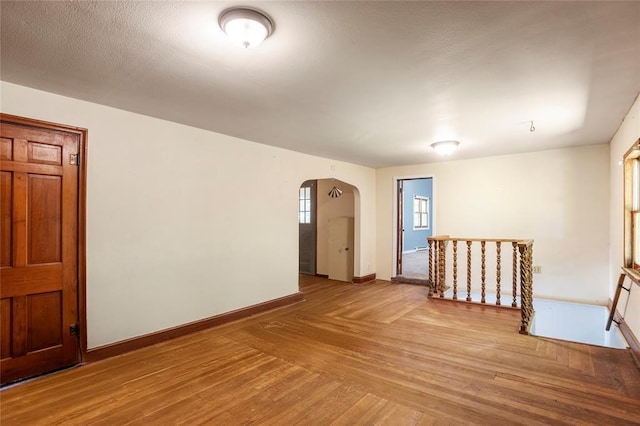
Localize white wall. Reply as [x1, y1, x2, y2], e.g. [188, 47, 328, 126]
[377, 145, 610, 304]
[316, 179, 355, 276]
[609, 94, 640, 340]
[0, 82, 376, 349]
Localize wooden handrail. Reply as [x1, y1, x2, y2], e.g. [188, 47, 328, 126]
[427, 236, 535, 334]
[621, 267, 640, 286]
[429, 236, 529, 243]
[517, 240, 534, 247]
[606, 267, 640, 331]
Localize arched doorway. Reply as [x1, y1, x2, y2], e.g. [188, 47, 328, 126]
[298, 178, 357, 282]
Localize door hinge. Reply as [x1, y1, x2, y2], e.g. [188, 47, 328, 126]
[69, 323, 80, 336]
[70, 154, 79, 166]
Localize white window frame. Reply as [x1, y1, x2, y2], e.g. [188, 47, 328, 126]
[299, 186, 311, 224]
[623, 139, 640, 268]
[413, 195, 430, 230]
[631, 157, 640, 267]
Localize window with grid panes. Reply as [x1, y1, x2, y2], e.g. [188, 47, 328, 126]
[623, 140, 640, 268]
[299, 186, 311, 224]
[413, 196, 430, 230]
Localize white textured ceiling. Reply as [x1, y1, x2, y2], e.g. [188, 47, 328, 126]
[1, 1, 639, 167]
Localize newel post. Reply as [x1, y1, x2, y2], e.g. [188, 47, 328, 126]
[518, 242, 534, 334]
[511, 242, 518, 307]
[427, 238, 434, 297]
[452, 240, 458, 300]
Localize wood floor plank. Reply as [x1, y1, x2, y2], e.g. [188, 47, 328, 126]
[329, 393, 390, 425]
[1, 275, 639, 424]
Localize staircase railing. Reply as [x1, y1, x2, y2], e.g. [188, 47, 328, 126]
[427, 236, 534, 334]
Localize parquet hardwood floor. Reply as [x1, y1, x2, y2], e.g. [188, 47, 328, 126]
[1, 275, 639, 425]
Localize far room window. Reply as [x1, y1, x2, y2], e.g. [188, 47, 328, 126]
[623, 139, 640, 268]
[634, 160, 640, 266]
[299, 187, 311, 224]
[413, 196, 430, 230]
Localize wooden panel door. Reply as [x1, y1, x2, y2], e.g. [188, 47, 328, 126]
[1, 121, 80, 385]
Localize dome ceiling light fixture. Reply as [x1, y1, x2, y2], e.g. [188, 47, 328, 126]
[431, 140, 460, 156]
[218, 7, 274, 49]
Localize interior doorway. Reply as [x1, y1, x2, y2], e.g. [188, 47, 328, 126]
[298, 179, 356, 283]
[395, 177, 433, 281]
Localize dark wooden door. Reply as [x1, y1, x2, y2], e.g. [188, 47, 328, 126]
[1, 121, 80, 385]
[396, 180, 404, 276]
[298, 180, 316, 275]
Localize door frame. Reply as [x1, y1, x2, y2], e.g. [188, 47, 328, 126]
[0, 113, 88, 359]
[392, 174, 436, 278]
[396, 179, 404, 275]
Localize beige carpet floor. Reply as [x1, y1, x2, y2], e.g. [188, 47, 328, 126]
[399, 250, 429, 279]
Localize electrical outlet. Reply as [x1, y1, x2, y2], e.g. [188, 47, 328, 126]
[533, 265, 542, 274]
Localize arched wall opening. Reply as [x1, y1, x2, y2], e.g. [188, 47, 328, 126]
[298, 178, 361, 283]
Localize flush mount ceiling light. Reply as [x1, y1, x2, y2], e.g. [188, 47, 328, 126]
[328, 187, 343, 198]
[431, 140, 460, 156]
[218, 7, 274, 49]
